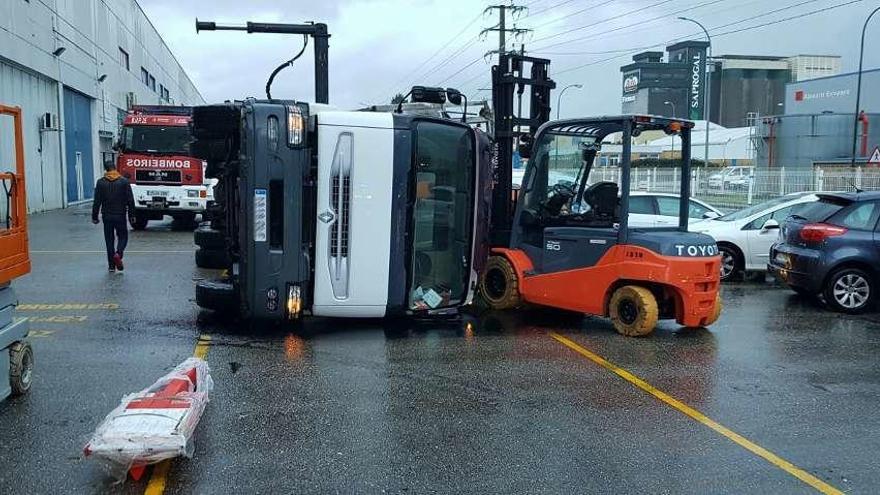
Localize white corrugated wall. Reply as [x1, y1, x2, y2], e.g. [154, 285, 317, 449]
[0, 59, 64, 212]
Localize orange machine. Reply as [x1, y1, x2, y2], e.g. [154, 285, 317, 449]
[480, 116, 721, 336]
[1, 104, 33, 399]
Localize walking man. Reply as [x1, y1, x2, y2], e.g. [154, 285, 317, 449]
[92, 162, 136, 272]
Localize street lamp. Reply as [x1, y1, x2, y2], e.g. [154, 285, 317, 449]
[664, 101, 676, 154]
[851, 6, 880, 167]
[678, 16, 712, 167]
[556, 84, 583, 119]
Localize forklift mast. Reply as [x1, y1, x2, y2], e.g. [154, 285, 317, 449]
[490, 53, 556, 245]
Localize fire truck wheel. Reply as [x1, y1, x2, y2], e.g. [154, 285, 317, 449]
[196, 279, 237, 312]
[704, 293, 723, 326]
[194, 226, 225, 250]
[609, 285, 659, 337]
[479, 256, 521, 310]
[9, 341, 34, 395]
[195, 248, 230, 269]
[130, 213, 149, 230]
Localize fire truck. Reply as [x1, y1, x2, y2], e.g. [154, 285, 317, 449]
[116, 105, 213, 230]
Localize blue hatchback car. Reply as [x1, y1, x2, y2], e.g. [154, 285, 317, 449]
[769, 191, 880, 313]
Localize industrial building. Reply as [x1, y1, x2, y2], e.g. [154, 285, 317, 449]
[620, 43, 841, 129]
[756, 68, 880, 169]
[0, 0, 203, 213]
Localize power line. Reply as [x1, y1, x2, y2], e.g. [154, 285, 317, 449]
[522, 0, 581, 19]
[528, 0, 617, 30]
[531, 0, 729, 52]
[482, 3, 532, 58]
[552, 0, 863, 76]
[531, 0, 677, 43]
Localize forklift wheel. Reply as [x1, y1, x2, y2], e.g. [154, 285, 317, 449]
[194, 226, 225, 250]
[703, 293, 723, 326]
[9, 341, 34, 395]
[196, 279, 238, 312]
[609, 286, 659, 337]
[479, 256, 521, 310]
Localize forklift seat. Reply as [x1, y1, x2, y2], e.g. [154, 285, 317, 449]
[583, 181, 618, 222]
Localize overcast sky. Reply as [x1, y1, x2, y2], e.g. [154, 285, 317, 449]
[141, 0, 879, 118]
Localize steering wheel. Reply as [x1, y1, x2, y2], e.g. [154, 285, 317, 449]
[542, 181, 576, 216]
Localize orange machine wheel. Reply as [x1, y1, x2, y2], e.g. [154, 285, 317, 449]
[703, 292, 723, 326]
[480, 256, 522, 310]
[609, 285, 659, 337]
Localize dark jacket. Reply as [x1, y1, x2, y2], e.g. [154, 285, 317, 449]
[92, 171, 135, 221]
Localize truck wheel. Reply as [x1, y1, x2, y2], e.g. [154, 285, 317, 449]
[196, 279, 237, 312]
[824, 268, 874, 314]
[194, 226, 225, 250]
[703, 293, 723, 326]
[9, 341, 34, 395]
[130, 213, 149, 231]
[195, 248, 230, 269]
[609, 285, 659, 337]
[479, 256, 521, 310]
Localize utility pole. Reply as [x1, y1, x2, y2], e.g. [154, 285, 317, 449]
[481, 3, 530, 59]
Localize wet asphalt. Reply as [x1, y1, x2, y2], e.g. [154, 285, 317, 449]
[1, 205, 879, 494]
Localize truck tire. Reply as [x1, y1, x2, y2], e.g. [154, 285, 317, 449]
[9, 341, 34, 395]
[194, 226, 225, 250]
[195, 248, 230, 269]
[609, 285, 659, 337]
[195, 279, 237, 312]
[130, 212, 149, 231]
[479, 256, 521, 310]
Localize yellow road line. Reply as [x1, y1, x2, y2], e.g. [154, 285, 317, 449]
[549, 332, 843, 495]
[144, 334, 212, 495]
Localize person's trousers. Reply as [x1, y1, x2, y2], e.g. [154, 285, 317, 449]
[102, 215, 128, 265]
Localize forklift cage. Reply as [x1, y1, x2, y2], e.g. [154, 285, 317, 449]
[0, 104, 30, 285]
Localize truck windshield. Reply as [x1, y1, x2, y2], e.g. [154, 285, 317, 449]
[408, 121, 475, 311]
[122, 125, 190, 155]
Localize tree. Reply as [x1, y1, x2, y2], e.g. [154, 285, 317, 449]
[391, 93, 406, 105]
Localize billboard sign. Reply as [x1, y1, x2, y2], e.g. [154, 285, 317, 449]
[689, 50, 707, 120]
[622, 71, 640, 94]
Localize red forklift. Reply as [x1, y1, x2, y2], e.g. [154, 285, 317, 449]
[479, 54, 721, 336]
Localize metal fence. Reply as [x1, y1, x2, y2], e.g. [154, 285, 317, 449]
[587, 166, 880, 211]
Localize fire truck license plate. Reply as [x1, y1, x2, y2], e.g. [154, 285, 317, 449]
[146, 190, 169, 197]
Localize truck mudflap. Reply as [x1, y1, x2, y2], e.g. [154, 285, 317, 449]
[131, 184, 213, 212]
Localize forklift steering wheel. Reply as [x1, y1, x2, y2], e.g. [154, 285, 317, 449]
[542, 182, 576, 216]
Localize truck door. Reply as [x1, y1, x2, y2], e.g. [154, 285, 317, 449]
[312, 113, 396, 317]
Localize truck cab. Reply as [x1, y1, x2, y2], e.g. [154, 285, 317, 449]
[116, 105, 214, 229]
[192, 99, 487, 320]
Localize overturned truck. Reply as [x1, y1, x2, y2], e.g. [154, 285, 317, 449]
[191, 97, 490, 320]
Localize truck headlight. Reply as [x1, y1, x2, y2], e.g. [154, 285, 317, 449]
[287, 105, 304, 147]
[187, 190, 199, 198]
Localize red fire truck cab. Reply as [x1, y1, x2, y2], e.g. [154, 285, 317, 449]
[116, 105, 214, 230]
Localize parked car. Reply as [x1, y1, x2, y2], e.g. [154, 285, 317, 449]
[769, 192, 880, 313]
[628, 192, 722, 228]
[691, 192, 820, 281]
[707, 166, 751, 190]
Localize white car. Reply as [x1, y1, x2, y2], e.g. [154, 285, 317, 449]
[707, 166, 751, 190]
[691, 192, 821, 281]
[628, 192, 722, 228]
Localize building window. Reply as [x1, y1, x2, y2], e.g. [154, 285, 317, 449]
[118, 48, 129, 71]
[141, 67, 149, 86]
[163, 87, 170, 101]
[149, 75, 156, 92]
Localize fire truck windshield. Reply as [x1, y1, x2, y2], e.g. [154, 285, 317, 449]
[122, 125, 190, 155]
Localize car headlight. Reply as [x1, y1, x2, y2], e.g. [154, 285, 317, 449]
[287, 105, 304, 147]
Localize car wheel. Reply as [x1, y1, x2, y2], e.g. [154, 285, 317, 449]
[479, 256, 521, 310]
[609, 285, 658, 337]
[718, 245, 743, 282]
[824, 268, 873, 314]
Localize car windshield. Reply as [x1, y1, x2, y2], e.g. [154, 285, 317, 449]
[122, 125, 190, 154]
[715, 193, 811, 222]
